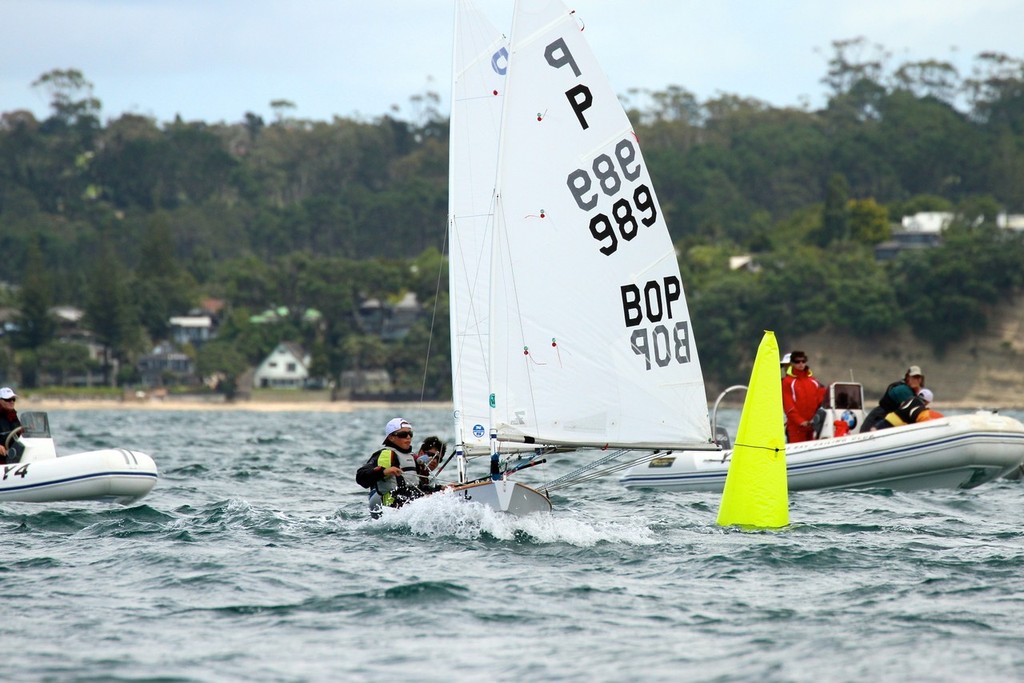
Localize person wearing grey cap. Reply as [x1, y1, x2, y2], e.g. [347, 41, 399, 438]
[0, 387, 23, 464]
[861, 366, 927, 432]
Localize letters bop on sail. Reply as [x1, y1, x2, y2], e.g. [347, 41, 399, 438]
[485, 0, 713, 451]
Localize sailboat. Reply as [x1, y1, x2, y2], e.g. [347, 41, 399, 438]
[445, 0, 717, 514]
[441, 1, 1024, 513]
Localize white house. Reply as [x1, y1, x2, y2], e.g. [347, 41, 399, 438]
[252, 342, 310, 389]
[169, 315, 213, 346]
[900, 212, 952, 233]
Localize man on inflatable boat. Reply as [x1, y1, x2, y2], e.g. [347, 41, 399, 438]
[861, 366, 932, 431]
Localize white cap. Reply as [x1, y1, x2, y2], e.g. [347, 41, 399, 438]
[0, 387, 16, 400]
[384, 417, 412, 439]
[780, 353, 791, 365]
[918, 388, 934, 403]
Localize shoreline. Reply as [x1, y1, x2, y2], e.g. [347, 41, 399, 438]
[18, 396, 1024, 413]
[19, 397, 452, 413]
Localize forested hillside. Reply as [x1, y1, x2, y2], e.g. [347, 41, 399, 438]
[2, 39, 1023, 396]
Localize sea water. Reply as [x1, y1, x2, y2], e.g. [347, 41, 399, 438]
[2, 406, 1023, 682]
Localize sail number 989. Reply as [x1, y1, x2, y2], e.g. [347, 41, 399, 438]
[566, 138, 658, 256]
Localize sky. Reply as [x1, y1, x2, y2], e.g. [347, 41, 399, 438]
[3, 0, 1024, 126]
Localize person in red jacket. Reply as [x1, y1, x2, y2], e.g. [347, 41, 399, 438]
[782, 351, 826, 443]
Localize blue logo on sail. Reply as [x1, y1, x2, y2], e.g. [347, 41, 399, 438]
[473, 424, 485, 438]
[491, 47, 509, 75]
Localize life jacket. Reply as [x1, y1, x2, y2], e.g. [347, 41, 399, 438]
[370, 447, 421, 508]
[878, 380, 914, 413]
[882, 397, 931, 427]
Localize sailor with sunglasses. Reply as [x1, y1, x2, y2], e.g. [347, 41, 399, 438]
[363, 417, 431, 517]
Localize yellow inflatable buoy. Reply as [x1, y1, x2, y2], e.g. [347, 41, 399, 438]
[716, 331, 790, 529]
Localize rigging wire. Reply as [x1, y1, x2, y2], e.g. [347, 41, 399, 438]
[541, 449, 674, 492]
[418, 221, 450, 402]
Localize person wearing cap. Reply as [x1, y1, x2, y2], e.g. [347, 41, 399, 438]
[781, 351, 826, 442]
[917, 388, 944, 419]
[361, 417, 436, 517]
[0, 387, 24, 464]
[862, 366, 928, 432]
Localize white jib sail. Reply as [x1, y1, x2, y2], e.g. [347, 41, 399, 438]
[488, 0, 712, 450]
[448, 0, 509, 455]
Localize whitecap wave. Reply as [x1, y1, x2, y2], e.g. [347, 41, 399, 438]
[366, 488, 660, 546]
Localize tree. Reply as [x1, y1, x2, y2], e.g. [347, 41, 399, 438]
[84, 240, 140, 385]
[847, 198, 889, 244]
[31, 69, 101, 126]
[14, 238, 56, 350]
[820, 173, 850, 245]
[134, 212, 197, 340]
[196, 339, 248, 401]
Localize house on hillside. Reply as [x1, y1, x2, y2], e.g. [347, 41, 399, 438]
[138, 342, 196, 387]
[252, 342, 311, 389]
[357, 292, 423, 341]
[169, 315, 214, 346]
[874, 211, 947, 261]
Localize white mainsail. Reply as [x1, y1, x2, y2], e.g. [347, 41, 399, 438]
[448, 0, 509, 455]
[487, 0, 712, 450]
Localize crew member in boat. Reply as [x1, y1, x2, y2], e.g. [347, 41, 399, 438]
[780, 352, 792, 377]
[0, 387, 23, 464]
[782, 352, 826, 442]
[416, 435, 444, 475]
[364, 418, 439, 516]
[862, 365, 929, 431]
[918, 388, 944, 419]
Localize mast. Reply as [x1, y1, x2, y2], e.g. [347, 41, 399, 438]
[448, 0, 510, 477]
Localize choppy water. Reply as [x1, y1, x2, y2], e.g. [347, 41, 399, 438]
[3, 406, 1023, 683]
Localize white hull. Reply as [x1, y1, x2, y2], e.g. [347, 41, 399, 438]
[620, 412, 1024, 493]
[0, 449, 158, 504]
[453, 480, 552, 515]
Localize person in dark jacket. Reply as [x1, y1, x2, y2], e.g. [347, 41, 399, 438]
[361, 418, 444, 517]
[861, 366, 927, 432]
[0, 387, 23, 465]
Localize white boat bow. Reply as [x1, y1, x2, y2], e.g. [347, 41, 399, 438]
[1, 411, 158, 504]
[620, 409, 1024, 493]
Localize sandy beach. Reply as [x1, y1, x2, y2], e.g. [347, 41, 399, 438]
[19, 396, 450, 413]
[18, 394, 1022, 413]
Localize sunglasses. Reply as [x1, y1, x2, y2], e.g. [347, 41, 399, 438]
[392, 431, 413, 439]
[1, 397, 14, 402]
[792, 359, 807, 364]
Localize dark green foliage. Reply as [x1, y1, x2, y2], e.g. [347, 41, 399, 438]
[891, 222, 1024, 353]
[14, 239, 56, 349]
[2, 47, 1024, 391]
